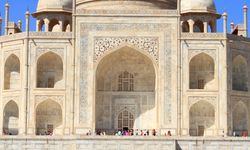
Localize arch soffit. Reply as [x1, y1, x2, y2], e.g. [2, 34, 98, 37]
[95, 44, 158, 73]
[4, 54, 20, 65]
[189, 99, 216, 110]
[182, 21, 189, 25]
[193, 20, 203, 24]
[36, 51, 63, 64]
[233, 55, 247, 64]
[189, 52, 215, 63]
[35, 98, 62, 110]
[116, 107, 135, 118]
[3, 100, 19, 111]
[233, 101, 248, 113]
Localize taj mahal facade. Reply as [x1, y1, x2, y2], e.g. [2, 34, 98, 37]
[0, 0, 250, 149]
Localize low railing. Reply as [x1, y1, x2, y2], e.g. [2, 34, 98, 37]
[181, 33, 225, 40]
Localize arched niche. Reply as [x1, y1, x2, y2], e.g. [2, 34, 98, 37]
[232, 55, 248, 91]
[232, 101, 248, 136]
[182, 21, 190, 32]
[117, 109, 134, 131]
[36, 52, 63, 88]
[208, 21, 216, 33]
[38, 19, 45, 32]
[3, 100, 19, 135]
[95, 46, 156, 134]
[63, 20, 71, 32]
[4, 54, 20, 90]
[189, 53, 215, 89]
[36, 100, 62, 135]
[48, 19, 60, 32]
[189, 101, 215, 136]
[194, 20, 204, 33]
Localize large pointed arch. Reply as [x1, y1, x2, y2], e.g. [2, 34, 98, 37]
[36, 52, 63, 88]
[3, 100, 19, 135]
[189, 100, 215, 136]
[182, 21, 190, 32]
[189, 53, 215, 89]
[95, 46, 157, 134]
[117, 109, 135, 130]
[232, 55, 248, 91]
[232, 101, 248, 136]
[48, 19, 60, 32]
[193, 20, 204, 33]
[35, 100, 62, 135]
[4, 54, 20, 90]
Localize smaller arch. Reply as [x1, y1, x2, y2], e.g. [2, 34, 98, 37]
[194, 20, 204, 33]
[3, 100, 19, 135]
[189, 53, 215, 89]
[117, 109, 134, 131]
[95, 45, 158, 71]
[4, 54, 20, 90]
[182, 21, 190, 32]
[232, 101, 248, 136]
[118, 71, 134, 91]
[232, 55, 248, 91]
[38, 19, 45, 32]
[36, 100, 62, 135]
[63, 20, 71, 32]
[189, 100, 215, 136]
[208, 21, 216, 33]
[48, 19, 60, 32]
[36, 52, 63, 88]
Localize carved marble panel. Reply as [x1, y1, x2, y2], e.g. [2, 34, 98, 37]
[94, 37, 159, 62]
[4, 50, 21, 61]
[231, 96, 249, 107]
[188, 96, 217, 109]
[188, 49, 216, 62]
[2, 96, 19, 107]
[164, 32, 172, 125]
[35, 95, 64, 107]
[36, 48, 64, 59]
[80, 23, 173, 125]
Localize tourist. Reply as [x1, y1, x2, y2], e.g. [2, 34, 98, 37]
[233, 131, 236, 137]
[135, 129, 139, 136]
[167, 131, 172, 136]
[118, 130, 122, 136]
[140, 130, 144, 136]
[152, 129, 156, 136]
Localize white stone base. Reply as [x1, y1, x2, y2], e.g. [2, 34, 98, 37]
[0, 136, 250, 150]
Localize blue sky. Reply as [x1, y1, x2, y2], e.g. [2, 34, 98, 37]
[0, 0, 249, 35]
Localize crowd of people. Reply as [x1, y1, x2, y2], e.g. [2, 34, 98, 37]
[87, 129, 172, 137]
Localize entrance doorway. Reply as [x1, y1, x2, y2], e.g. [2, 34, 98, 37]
[118, 110, 134, 130]
[47, 124, 54, 134]
[198, 126, 205, 136]
[95, 46, 156, 133]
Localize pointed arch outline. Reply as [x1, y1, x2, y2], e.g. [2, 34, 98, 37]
[232, 101, 249, 133]
[4, 54, 20, 69]
[36, 51, 64, 88]
[4, 54, 21, 90]
[3, 100, 19, 135]
[189, 100, 216, 136]
[232, 101, 248, 115]
[35, 99, 63, 135]
[94, 44, 158, 74]
[3, 100, 19, 113]
[36, 50, 64, 61]
[94, 45, 158, 131]
[115, 107, 135, 130]
[189, 52, 215, 63]
[232, 54, 248, 91]
[189, 52, 215, 89]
